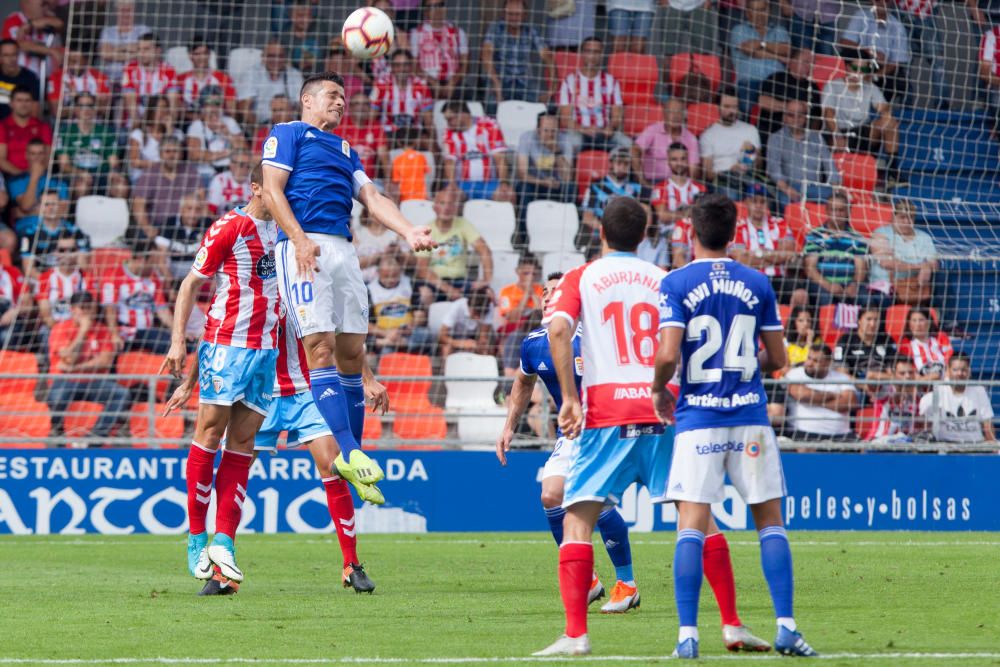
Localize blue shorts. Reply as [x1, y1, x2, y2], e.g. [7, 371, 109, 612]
[607, 9, 655, 39]
[198, 342, 277, 416]
[563, 423, 674, 508]
[254, 392, 332, 450]
[458, 179, 499, 201]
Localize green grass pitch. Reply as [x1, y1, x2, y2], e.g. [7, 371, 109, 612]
[1, 532, 997, 666]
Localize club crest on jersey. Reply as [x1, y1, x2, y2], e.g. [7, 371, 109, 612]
[212, 376, 225, 393]
[263, 136, 278, 159]
[256, 250, 276, 279]
[574, 356, 584, 375]
[342, 139, 350, 157]
[193, 247, 209, 271]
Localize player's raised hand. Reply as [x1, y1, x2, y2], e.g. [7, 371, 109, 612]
[405, 226, 436, 252]
[495, 427, 514, 466]
[163, 382, 193, 416]
[651, 386, 676, 424]
[159, 342, 188, 379]
[364, 374, 390, 415]
[294, 236, 321, 276]
[559, 398, 584, 440]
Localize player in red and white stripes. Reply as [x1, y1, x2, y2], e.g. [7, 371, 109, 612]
[160, 162, 280, 587]
[557, 36, 625, 152]
[121, 32, 178, 127]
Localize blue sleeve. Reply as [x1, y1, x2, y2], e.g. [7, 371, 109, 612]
[261, 123, 298, 172]
[658, 274, 686, 330]
[518, 337, 536, 376]
[350, 148, 372, 198]
[759, 277, 782, 331]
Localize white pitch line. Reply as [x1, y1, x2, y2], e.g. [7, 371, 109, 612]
[2, 653, 1000, 664]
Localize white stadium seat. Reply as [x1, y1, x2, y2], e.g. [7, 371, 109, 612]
[75, 196, 129, 248]
[526, 200, 579, 254]
[444, 352, 507, 441]
[490, 250, 520, 295]
[399, 199, 436, 227]
[165, 46, 218, 75]
[427, 301, 452, 336]
[542, 251, 585, 278]
[496, 100, 546, 149]
[227, 48, 261, 84]
[462, 199, 515, 252]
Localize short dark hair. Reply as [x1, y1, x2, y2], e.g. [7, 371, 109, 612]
[26, 137, 46, 148]
[0, 39, 17, 50]
[189, 35, 208, 51]
[250, 161, 263, 186]
[518, 252, 540, 269]
[468, 286, 493, 316]
[691, 193, 737, 251]
[809, 341, 833, 357]
[299, 71, 346, 100]
[138, 32, 158, 44]
[667, 141, 687, 153]
[719, 85, 738, 101]
[892, 355, 914, 369]
[11, 85, 34, 99]
[536, 111, 557, 127]
[129, 235, 156, 255]
[70, 291, 95, 307]
[581, 36, 602, 48]
[601, 197, 646, 252]
[547, 271, 564, 282]
[443, 99, 469, 115]
[74, 91, 96, 105]
[949, 351, 971, 367]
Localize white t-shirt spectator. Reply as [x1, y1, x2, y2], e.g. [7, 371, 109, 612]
[187, 115, 242, 178]
[821, 79, 887, 131]
[699, 120, 760, 173]
[919, 385, 995, 443]
[785, 366, 856, 435]
[441, 297, 495, 338]
[98, 22, 150, 83]
[352, 222, 403, 284]
[235, 63, 303, 124]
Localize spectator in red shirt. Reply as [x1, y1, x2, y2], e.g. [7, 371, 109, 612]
[121, 32, 179, 129]
[176, 36, 237, 119]
[0, 85, 50, 176]
[100, 236, 174, 354]
[46, 47, 110, 115]
[441, 100, 515, 204]
[47, 290, 131, 441]
[340, 92, 390, 181]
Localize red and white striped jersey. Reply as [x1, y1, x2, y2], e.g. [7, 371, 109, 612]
[1, 11, 53, 77]
[864, 391, 920, 440]
[121, 61, 178, 98]
[35, 268, 88, 323]
[410, 21, 468, 82]
[274, 310, 311, 397]
[900, 333, 953, 377]
[980, 27, 1000, 76]
[442, 116, 506, 182]
[46, 68, 110, 107]
[191, 207, 279, 350]
[731, 214, 792, 277]
[206, 170, 252, 216]
[671, 217, 694, 250]
[894, 0, 935, 18]
[543, 254, 667, 429]
[557, 70, 622, 129]
[176, 69, 236, 109]
[651, 178, 706, 212]
[370, 74, 434, 132]
[99, 263, 168, 339]
[0, 264, 23, 306]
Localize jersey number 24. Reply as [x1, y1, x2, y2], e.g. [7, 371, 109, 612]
[686, 314, 757, 383]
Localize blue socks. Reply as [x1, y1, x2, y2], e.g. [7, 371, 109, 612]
[544, 506, 565, 546]
[339, 372, 366, 445]
[674, 528, 706, 628]
[310, 366, 360, 458]
[759, 525, 794, 619]
[597, 508, 633, 583]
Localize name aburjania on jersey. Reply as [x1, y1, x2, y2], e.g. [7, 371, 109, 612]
[592, 270, 662, 294]
[682, 278, 761, 312]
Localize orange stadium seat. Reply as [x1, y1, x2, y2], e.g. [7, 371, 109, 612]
[812, 55, 846, 91]
[576, 150, 609, 199]
[0, 398, 51, 446]
[608, 52, 658, 105]
[885, 305, 939, 343]
[130, 403, 185, 447]
[851, 201, 893, 237]
[669, 53, 722, 97]
[378, 352, 435, 413]
[855, 405, 879, 439]
[63, 401, 103, 437]
[0, 350, 40, 396]
[116, 351, 170, 400]
[392, 411, 447, 440]
[0, 248, 11, 267]
[552, 51, 581, 90]
[364, 414, 384, 441]
[686, 102, 720, 137]
[818, 304, 840, 348]
[784, 202, 827, 249]
[834, 152, 878, 194]
[778, 304, 791, 328]
[623, 103, 663, 137]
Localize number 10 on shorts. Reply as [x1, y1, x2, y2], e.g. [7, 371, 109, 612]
[289, 281, 314, 305]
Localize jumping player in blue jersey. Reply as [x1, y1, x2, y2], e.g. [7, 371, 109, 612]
[261, 72, 435, 503]
[653, 193, 818, 658]
[496, 272, 638, 614]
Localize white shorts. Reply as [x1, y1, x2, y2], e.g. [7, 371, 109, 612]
[276, 233, 369, 337]
[667, 425, 787, 505]
[541, 436, 578, 480]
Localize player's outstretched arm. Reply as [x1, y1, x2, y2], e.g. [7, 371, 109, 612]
[759, 329, 787, 374]
[163, 352, 200, 417]
[548, 316, 583, 439]
[357, 183, 436, 252]
[652, 327, 683, 423]
[361, 354, 390, 415]
[262, 164, 320, 276]
[496, 371, 538, 465]
[160, 271, 208, 379]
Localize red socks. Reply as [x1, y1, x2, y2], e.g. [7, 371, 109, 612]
[558, 541, 594, 638]
[323, 477, 359, 567]
[214, 449, 252, 539]
[185, 442, 217, 535]
[703, 532, 742, 627]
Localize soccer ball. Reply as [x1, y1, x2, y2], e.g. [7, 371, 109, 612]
[341, 7, 395, 61]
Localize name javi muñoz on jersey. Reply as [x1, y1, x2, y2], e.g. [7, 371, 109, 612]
[192, 207, 280, 349]
[544, 253, 666, 428]
[658, 257, 783, 432]
[262, 120, 372, 241]
[519, 325, 583, 435]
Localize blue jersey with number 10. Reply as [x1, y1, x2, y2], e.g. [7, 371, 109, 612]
[658, 257, 783, 433]
[262, 120, 372, 242]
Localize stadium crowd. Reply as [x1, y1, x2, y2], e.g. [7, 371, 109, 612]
[0, 0, 996, 445]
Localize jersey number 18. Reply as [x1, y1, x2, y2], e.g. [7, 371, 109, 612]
[603, 301, 659, 367]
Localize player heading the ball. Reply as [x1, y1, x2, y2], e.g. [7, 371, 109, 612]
[261, 72, 435, 503]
